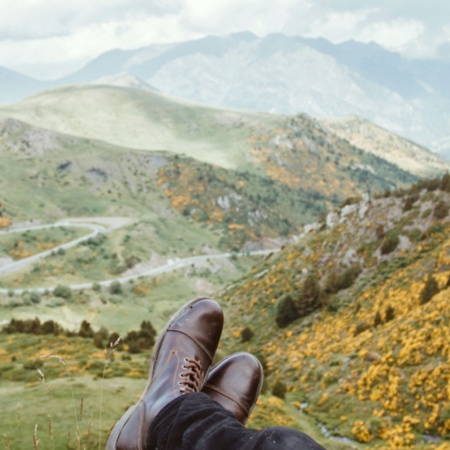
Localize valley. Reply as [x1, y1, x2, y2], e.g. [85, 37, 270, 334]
[0, 85, 449, 449]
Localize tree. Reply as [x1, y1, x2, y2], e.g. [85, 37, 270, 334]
[79, 320, 94, 338]
[440, 173, 450, 192]
[385, 305, 395, 322]
[275, 294, 299, 328]
[420, 274, 440, 305]
[433, 200, 449, 220]
[297, 273, 322, 317]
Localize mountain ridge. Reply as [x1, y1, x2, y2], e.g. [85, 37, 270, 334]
[2, 32, 450, 155]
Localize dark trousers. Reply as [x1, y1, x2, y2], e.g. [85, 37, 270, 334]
[147, 392, 326, 450]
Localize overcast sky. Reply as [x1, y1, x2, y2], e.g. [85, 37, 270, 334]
[1, 0, 450, 80]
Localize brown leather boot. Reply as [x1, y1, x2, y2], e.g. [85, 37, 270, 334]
[202, 352, 263, 424]
[106, 297, 223, 450]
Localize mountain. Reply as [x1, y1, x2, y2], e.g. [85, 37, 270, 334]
[0, 66, 50, 105]
[90, 72, 158, 91]
[220, 175, 450, 448]
[1, 83, 439, 178]
[320, 116, 450, 178]
[0, 86, 429, 245]
[2, 32, 450, 156]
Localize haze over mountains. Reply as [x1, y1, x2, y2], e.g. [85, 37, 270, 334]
[2, 32, 450, 158]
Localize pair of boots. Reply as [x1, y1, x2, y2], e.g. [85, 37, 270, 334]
[107, 298, 263, 450]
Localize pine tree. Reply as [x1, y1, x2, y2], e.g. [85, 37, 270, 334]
[420, 274, 440, 304]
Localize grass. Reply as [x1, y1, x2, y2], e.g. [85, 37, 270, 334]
[0, 254, 257, 333]
[0, 226, 88, 260]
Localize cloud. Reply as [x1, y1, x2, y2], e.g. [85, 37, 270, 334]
[0, 0, 174, 39]
[1, 0, 450, 78]
[0, 13, 199, 78]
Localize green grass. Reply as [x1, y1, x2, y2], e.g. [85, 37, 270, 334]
[0, 226, 89, 260]
[0, 85, 278, 171]
[0, 255, 257, 333]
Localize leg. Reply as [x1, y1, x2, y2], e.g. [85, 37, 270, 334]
[147, 392, 326, 450]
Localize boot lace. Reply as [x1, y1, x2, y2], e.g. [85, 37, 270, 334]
[179, 357, 203, 393]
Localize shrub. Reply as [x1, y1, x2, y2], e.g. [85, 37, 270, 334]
[241, 326, 254, 343]
[375, 224, 385, 240]
[324, 265, 361, 295]
[385, 305, 395, 322]
[272, 380, 287, 399]
[374, 312, 383, 327]
[125, 320, 156, 352]
[433, 200, 449, 219]
[29, 291, 41, 304]
[420, 274, 440, 304]
[109, 281, 122, 295]
[421, 208, 432, 219]
[53, 284, 72, 299]
[78, 320, 94, 338]
[354, 322, 371, 336]
[42, 320, 59, 335]
[92, 282, 101, 292]
[440, 173, 450, 192]
[380, 234, 399, 255]
[297, 274, 322, 316]
[275, 294, 299, 328]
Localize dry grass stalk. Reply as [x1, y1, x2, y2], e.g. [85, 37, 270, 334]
[36, 368, 51, 392]
[39, 354, 66, 367]
[47, 415, 54, 450]
[98, 336, 121, 450]
[79, 397, 84, 422]
[3, 434, 12, 450]
[16, 405, 22, 438]
[86, 417, 92, 440]
[32, 424, 39, 450]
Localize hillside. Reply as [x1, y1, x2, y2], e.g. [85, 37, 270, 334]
[1, 84, 448, 180]
[220, 175, 450, 448]
[321, 116, 450, 178]
[3, 32, 450, 155]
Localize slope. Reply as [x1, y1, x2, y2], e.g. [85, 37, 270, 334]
[220, 175, 450, 448]
[0, 85, 272, 170]
[321, 116, 450, 177]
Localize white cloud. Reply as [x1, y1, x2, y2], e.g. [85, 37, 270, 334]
[1, 0, 450, 78]
[292, 9, 376, 43]
[0, 13, 199, 78]
[356, 18, 425, 53]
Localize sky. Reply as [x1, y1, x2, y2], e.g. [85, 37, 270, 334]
[1, 0, 450, 80]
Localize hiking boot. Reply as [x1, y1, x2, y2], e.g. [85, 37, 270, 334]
[202, 352, 263, 424]
[106, 297, 224, 450]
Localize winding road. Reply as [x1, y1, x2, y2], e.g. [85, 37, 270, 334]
[0, 219, 278, 295]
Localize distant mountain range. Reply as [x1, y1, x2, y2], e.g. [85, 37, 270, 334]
[2, 32, 450, 158]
